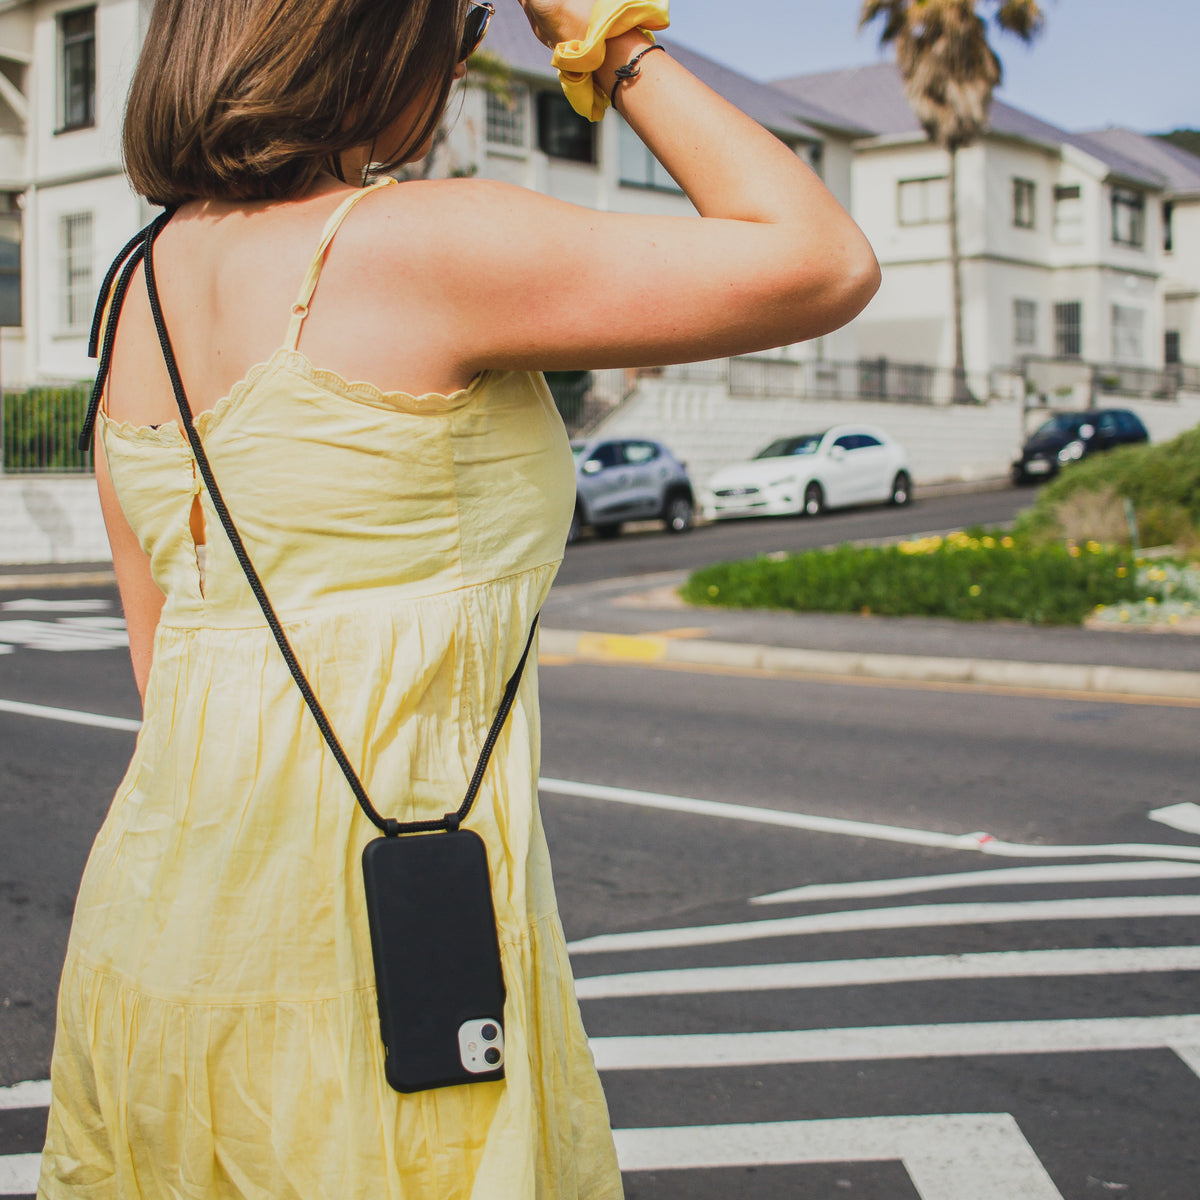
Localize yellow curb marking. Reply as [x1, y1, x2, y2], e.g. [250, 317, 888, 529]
[651, 627, 712, 640]
[576, 632, 669, 662]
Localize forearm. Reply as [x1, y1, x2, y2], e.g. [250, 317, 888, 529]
[595, 31, 850, 231]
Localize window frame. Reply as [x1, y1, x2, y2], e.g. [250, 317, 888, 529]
[1163, 200, 1175, 254]
[535, 90, 596, 165]
[1054, 300, 1083, 359]
[1012, 177, 1036, 230]
[616, 116, 682, 194]
[1111, 186, 1146, 249]
[57, 6, 96, 133]
[1110, 303, 1145, 364]
[1013, 298, 1038, 349]
[58, 210, 94, 333]
[484, 86, 528, 152]
[1053, 184, 1083, 245]
[896, 176, 950, 227]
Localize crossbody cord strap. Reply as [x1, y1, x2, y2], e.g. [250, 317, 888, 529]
[139, 218, 535, 838]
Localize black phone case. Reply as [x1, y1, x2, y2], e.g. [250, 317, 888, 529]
[361, 829, 506, 1093]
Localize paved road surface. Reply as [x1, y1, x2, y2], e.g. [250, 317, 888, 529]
[2, 578, 1199, 1198]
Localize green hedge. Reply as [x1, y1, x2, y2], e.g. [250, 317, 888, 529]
[1, 384, 94, 472]
[682, 531, 1151, 625]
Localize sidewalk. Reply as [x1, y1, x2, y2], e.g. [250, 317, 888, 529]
[4, 559, 1200, 702]
[540, 572, 1200, 702]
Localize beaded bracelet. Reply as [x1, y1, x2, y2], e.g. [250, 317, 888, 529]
[610, 42, 667, 108]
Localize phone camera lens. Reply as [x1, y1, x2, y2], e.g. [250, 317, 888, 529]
[481, 1023, 498, 1041]
[484, 1047, 501, 1065]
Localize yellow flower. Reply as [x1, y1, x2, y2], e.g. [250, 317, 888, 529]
[1117, 566, 1128, 577]
[1145, 596, 1157, 606]
[1001, 536, 1015, 549]
[1068, 544, 1081, 558]
[968, 584, 982, 597]
[1086, 540, 1102, 554]
[1119, 609, 1131, 622]
[707, 585, 719, 597]
[982, 536, 996, 549]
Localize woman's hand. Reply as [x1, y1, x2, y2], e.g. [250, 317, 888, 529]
[514, 0, 594, 47]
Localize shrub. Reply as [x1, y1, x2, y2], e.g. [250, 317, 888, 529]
[1013, 424, 1200, 550]
[682, 531, 1151, 626]
[1, 385, 94, 473]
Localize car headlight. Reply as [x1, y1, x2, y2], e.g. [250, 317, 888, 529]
[1058, 440, 1085, 463]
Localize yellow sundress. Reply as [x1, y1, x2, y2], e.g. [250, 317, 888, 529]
[39, 179, 623, 1199]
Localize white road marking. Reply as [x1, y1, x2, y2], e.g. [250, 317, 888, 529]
[540, 777, 1200, 864]
[590, 1013, 1200, 1071]
[1149, 803, 1200, 837]
[574, 945, 1200, 1000]
[613, 1114, 1065, 1199]
[0, 1079, 50, 1110]
[0, 619, 128, 652]
[1, 599, 111, 613]
[0, 698, 142, 732]
[567, 895, 1200, 954]
[752, 861, 1200, 905]
[1172, 1043, 1200, 1080]
[0, 1154, 39, 1195]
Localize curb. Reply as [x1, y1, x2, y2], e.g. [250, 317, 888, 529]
[0, 568, 116, 591]
[539, 628, 1200, 702]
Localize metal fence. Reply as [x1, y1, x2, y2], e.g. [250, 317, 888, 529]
[0, 385, 94, 474]
[1021, 356, 1196, 402]
[669, 356, 991, 405]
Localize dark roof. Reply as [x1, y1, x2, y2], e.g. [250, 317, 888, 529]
[773, 62, 1163, 188]
[482, 0, 820, 142]
[1079, 128, 1200, 198]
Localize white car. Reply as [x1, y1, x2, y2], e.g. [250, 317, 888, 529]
[703, 426, 912, 520]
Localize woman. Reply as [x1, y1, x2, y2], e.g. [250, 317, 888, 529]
[40, 0, 879, 1196]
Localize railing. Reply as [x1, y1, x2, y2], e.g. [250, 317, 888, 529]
[668, 356, 991, 405]
[1021, 356, 1190, 402]
[0, 385, 94, 474]
[544, 368, 638, 437]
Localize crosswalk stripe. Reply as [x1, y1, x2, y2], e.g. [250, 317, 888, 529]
[540, 777, 1200, 864]
[575, 944, 1200, 999]
[612, 1114, 1065, 1200]
[568, 895, 1200, 954]
[590, 1013, 1200, 1071]
[0, 699, 141, 732]
[0, 1080, 50, 1110]
[752, 860, 1200, 905]
[0, 1152, 38, 1195]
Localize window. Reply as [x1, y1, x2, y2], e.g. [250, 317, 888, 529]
[1013, 178, 1036, 229]
[536, 91, 595, 163]
[621, 441, 660, 465]
[59, 7, 96, 131]
[618, 119, 681, 192]
[1111, 187, 1145, 248]
[1053, 184, 1083, 244]
[897, 177, 949, 226]
[1013, 298, 1038, 348]
[485, 89, 526, 149]
[1054, 301, 1082, 358]
[59, 211, 93, 330]
[0, 194, 20, 328]
[1163, 201, 1175, 253]
[1111, 304, 1144, 363]
[1165, 330, 1181, 364]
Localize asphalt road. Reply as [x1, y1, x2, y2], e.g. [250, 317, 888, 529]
[3, 488, 1199, 1197]
[556, 485, 1032, 586]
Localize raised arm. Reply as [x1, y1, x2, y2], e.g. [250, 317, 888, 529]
[425, 5, 879, 374]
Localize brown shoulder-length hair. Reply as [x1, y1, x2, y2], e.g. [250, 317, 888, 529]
[124, 0, 468, 205]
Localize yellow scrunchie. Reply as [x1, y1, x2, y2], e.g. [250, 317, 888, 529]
[552, 0, 670, 123]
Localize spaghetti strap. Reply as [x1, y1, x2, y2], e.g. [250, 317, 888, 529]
[283, 177, 398, 351]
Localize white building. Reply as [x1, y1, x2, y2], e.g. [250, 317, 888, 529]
[774, 63, 1194, 393]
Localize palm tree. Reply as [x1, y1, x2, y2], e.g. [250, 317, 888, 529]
[861, 0, 1045, 403]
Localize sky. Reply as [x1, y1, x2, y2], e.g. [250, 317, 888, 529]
[664, 0, 1196, 135]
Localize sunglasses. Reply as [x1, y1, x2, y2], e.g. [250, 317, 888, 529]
[459, 1, 495, 61]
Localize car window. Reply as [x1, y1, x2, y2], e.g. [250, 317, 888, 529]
[755, 434, 824, 459]
[1117, 411, 1146, 438]
[833, 434, 859, 451]
[622, 441, 659, 466]
[1098, 413, 1120, 436]
[585, 443, 622, 470]
[857, 434, 883, 448]
[1034, 415, 1086, 438]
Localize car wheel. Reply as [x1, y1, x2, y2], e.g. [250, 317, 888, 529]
[889, 471, 912, 506]
[566, 506, 581, 545]
[663, 493, 694, 534]
[802, 482, 824, 517]
[593, 522, 622, 539]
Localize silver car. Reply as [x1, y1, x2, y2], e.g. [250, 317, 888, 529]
[568, 436, 695, 543]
